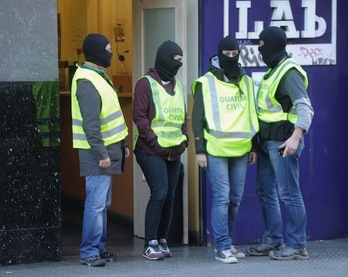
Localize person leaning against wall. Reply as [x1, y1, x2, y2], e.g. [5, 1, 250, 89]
[246, 26, 314, 260]
[71, 33, 130, 267]
[191, 35, 259, 264]
[133, 40, 189, 261]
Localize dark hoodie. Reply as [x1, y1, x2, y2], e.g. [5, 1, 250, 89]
[133, 68, 189, 160]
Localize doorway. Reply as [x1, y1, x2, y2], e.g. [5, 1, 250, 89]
[132, 0, 189, 244]
[58, 0, 192, 247]
[58, 0, 135, 242]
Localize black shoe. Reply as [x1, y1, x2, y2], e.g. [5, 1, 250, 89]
[100, 252, 118, 262]
[246, 243, 284, 256]
[80, 255, 106, 267]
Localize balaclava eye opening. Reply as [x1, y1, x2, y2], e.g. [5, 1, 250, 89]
[218, 35, 240, 79]
[82, 33, 113, 68]
[258, 26, 287, 68]
[155, 40, 183, 81]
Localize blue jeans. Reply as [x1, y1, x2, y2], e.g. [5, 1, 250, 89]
[206, 154, 248, 251]
[256, 138, 307, 249]
[135, 148, 181, 244]
[80, 175, 112, 258]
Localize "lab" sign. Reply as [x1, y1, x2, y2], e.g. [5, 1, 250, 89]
[228, 0, 337, 66]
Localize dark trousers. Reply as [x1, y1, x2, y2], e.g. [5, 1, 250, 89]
[135, 148, 181, 245]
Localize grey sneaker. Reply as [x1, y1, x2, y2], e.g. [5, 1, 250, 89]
[215, 249, 238, 264]
[246, 243, 284, 256]
[269, 246, 309, 260]
[80, 255, 106, 267]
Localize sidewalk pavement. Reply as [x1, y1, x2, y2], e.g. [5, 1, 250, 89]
[1, 237, 348, 277]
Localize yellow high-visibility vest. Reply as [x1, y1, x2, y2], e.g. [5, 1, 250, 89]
[134, 76, 187, 148]
[71, 67, 128, 149]
[192, 72, 259, 157]
[257, 58, 308, 124]
[148, 76, 186, 147]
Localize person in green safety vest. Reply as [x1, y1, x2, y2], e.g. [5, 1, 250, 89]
[246, 26, 314, 260]
[133, 40, 189, 261]
[192, 35, 259, 264]
[71, 33, 130, 267]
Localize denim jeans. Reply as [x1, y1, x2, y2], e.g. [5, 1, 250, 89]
[80, 175, 112, 258]
[206, 154, 248, 251]
[256, 138, 307, 249]
[135, 148, 181, 244]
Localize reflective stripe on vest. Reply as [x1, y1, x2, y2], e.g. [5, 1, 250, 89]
[257, 58, 308, 124]
[145, 76, 186, 148]
[192, 72, 259, 157]
[71, 67, 128, 149]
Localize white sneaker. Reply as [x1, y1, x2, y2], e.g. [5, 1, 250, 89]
[215, 249, 238, 264]
[142, 240, 165, 260]
[159, 238, 172, 257]
[230, 245, 246, 259]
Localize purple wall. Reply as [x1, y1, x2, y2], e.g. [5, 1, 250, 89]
[199, 0, 348, 245]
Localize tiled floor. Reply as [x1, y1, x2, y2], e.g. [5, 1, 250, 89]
[1, 199, 348, 276]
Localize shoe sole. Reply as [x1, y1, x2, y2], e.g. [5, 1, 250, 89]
[100, 255, 117, 262]
[215, 257, 238, 264]
[233, 254, 246, 259]
[269, 252, 309, 260]
[142, 254, 164, 261]
[100, 256, 117, 262]
[246, 249, 270, 256]
[80, 261, 106, 267]
[247, 245, 284, 256]
[160, 251, 172, 258]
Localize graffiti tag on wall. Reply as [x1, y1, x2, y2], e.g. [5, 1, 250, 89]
[238, 43, 336, 67]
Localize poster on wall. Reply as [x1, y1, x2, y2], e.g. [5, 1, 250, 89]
[226, 0, 337, 67]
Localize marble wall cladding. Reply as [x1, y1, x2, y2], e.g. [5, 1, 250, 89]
[0, 0, 58, 82]
[0, 82, 61, 265]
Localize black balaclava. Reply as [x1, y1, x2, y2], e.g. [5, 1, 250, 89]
[258, 26, 287, 68]
[218, 35, 240, 79]
[82, 33, 112, 68]
[155, 40, 183, 81]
